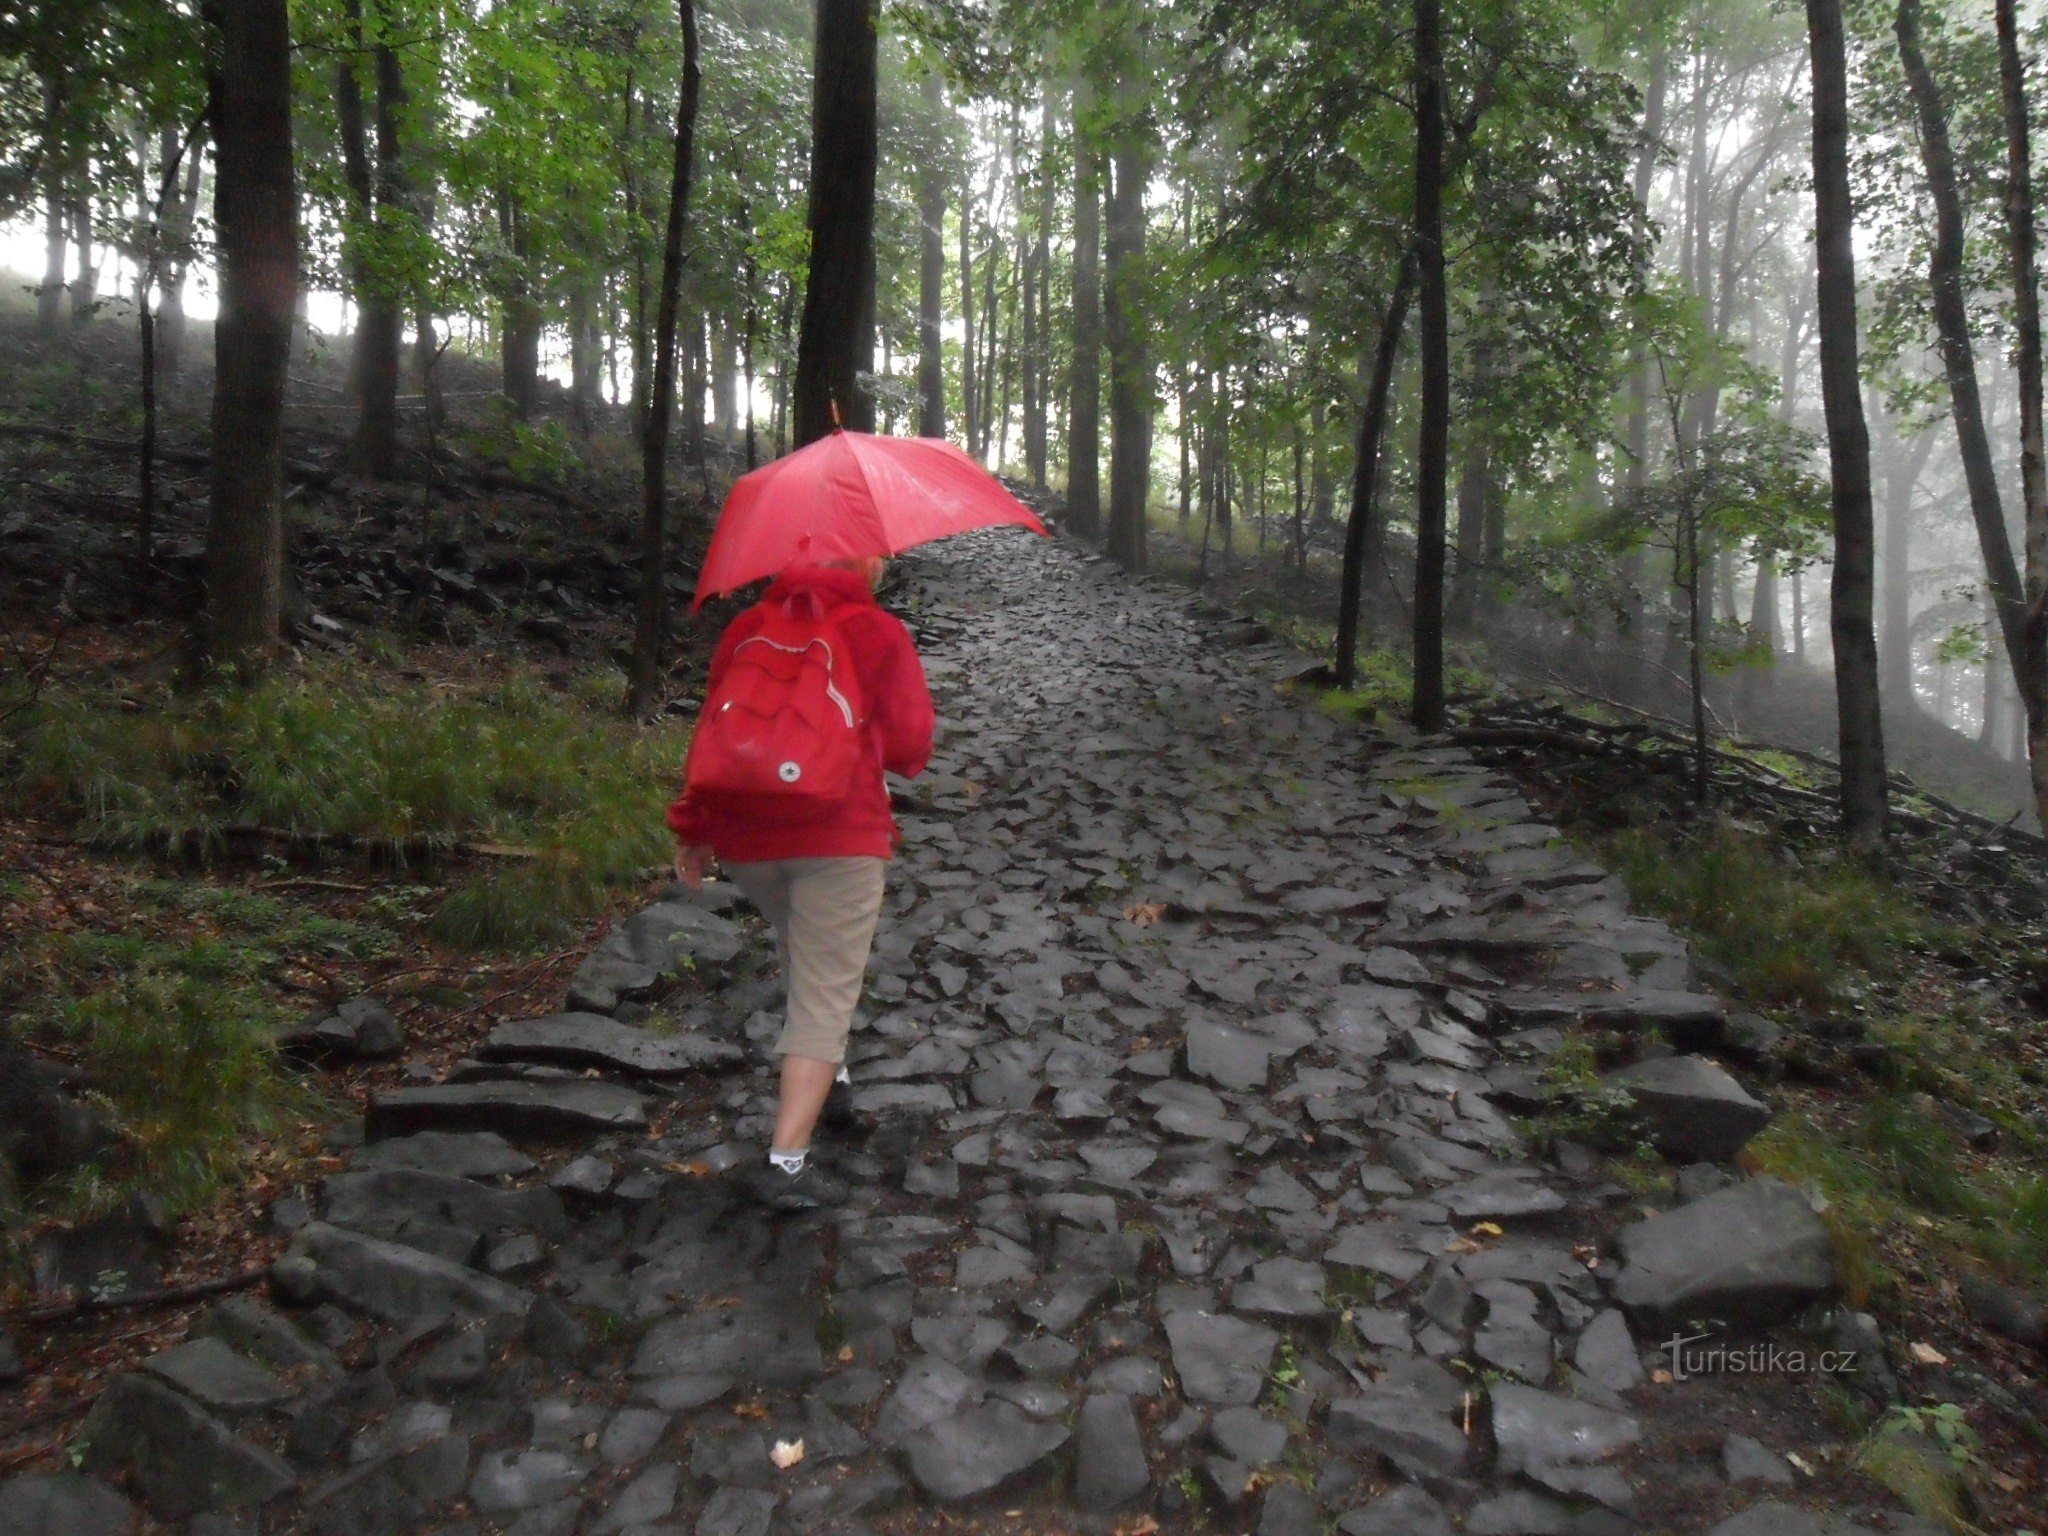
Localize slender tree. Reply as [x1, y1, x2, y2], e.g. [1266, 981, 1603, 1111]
[199, 0, 298, 671]
[917, 72, 947, 438]
[1067, 89, 1103, 538]
[1104, 135, 1150, 569]
[1410, 0, 1450, 732]
[793, 0, 879, 443]
[1805, 0, 1889, 851]
[1994, 0, 2048, 827]
[626, 0, 703, 717]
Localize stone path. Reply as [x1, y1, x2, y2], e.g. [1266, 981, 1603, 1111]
[10, 532, 1946, 1536]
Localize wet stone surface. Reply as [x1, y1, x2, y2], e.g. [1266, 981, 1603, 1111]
[13, 530, 1913, 1535]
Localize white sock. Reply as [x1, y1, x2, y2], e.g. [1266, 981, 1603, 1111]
[768, 1146, 808, 1175]
[835, 1064, 851, 1086]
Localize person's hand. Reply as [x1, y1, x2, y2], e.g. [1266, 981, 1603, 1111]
[674, 844, 714, 890]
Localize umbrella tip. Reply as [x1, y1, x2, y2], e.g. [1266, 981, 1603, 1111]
[829, 395, 843, 430]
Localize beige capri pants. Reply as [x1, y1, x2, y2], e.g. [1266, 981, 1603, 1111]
[724, 857, 887, 1064]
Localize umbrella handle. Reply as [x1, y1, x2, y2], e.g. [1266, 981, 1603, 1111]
[829, 395, 843, 429]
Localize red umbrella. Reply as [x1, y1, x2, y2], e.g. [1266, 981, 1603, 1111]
[692, 429, 1049, 610]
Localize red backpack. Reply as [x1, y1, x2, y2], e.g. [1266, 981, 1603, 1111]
[682, 588, 868, 806]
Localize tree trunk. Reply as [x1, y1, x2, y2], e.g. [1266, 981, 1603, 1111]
[336, 0, 403, 477]
[1410, 0, 1450, 733]
[68, 184, 97, 323]
[38, 80, 66, 332]
[960, 164, 978, 455]
[1806, 0, 1890, 852]
[917, 73, 947, 439]
[794, 0, 878, 444]
[1450, 433, 1487, 635]
[1896, 0, 2034, 704]
[569, 279, 603, 435]
[1025, 84, 1053, 489]
[626, 0, 701, 718]
[1878, 414, 1936, 704]
[1334, 250, 1418, 687]
[200, 0, 297, 671]
[499, 189, 540, 419]
[1104, 138, 1150, 571]
[1995, 0, 2048, 829]
[1067, 106, 1102, 537]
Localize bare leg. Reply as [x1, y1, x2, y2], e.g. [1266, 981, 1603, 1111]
[772, 1054, 838, 1154]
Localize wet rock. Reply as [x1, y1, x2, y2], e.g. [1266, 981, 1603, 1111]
[1702, 1503, 1883, 1536]
[1210, 1406, 1288, 1465]
[1612, 1177, 1835, 1333]
[1185, 1022, 1279, 1091]
[630, 1302, 823, 1388]
[1439, 1171, 1567, 1222]
[1464, 1488, 1581, 1535]
[1163, 1311, 1280, 1405]
[1072, 1392, 1150, 1512]
[696, 1486, 778, 1536]
[277, 997, 404, 1062]
[347, 1132, 536, 1180]
[0, 1328, 20, 1384]
[1323, 1391, 1468, 1479]
[1722, 1433, 1795, 1487]
[31, 1194, 171, 1301]
[1602, 1056, 1771, 1162]
[1957, 1273, 2047, 1347]
[910, 1316, 1008, 1372]
[77, 1373, 295, 1521]
[563, 948, 658, 1015]
[467, 1450, 589, 1516]
[1489, 1383, 1640, 1479]
[273, 1222, 532, 1330]
[1231, 1258, 1327, 1320]
[872, 1356, 984, 1445]
[481, 1013, 744, 1077]
[1570, 1310, 1644, 1394]
[598, 1407, 670, 1466]
[0, 1472, 136, 1536]
[1335, 1484, 1456, 1536]
[142, 1338, 295, 1414]
[365, 1081, 649, 1141]
[318, 1169, 567, 1242]
[591, 1464, 679, 1532]
[902, 1399, 1069, 1503]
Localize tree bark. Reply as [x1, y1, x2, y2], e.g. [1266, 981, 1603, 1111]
[336, 0, 404, 476]
[1805, 0, 1890, 852]
[1068, 100, 1103, 538]
[1334, 250, 1417, 687]
[1994, 0, 2048, 829]
[499, 189, 540, 419]
[1024, 84, 1053, 488]
[200, 0, 298, 672]
[626, 0, 701, 718]
[1895, 0, 2033, 704]
[1104, 137, 1150, 571]
[917, 73, 947, 439]
[794, 0, 878, 444]
[1410, 0, 1451, 733]
[960, 164, 978, 455]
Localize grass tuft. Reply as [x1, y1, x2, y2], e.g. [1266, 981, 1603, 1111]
[1597, 818, 1937, 1009]
[9, 657, 686, 950]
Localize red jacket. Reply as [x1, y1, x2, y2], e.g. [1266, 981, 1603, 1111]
[667, 566, 935, 862]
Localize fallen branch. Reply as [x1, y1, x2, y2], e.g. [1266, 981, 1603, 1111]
[7, 1266, 267, 1328]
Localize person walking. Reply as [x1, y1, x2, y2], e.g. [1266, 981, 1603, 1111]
[669, 556, 934, 1211]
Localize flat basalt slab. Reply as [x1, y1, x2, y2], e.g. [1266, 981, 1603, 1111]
[902, 1400, 1070, 1503]
[479, 1012, 744, 1078]
[365, 1080, 649, 1141]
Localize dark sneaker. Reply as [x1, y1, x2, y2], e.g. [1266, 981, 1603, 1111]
[821, 1077, 864, 1137]
[742, 1160, 848, 1212]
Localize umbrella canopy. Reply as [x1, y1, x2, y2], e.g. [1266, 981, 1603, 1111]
[692, 429, 1049, 610]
